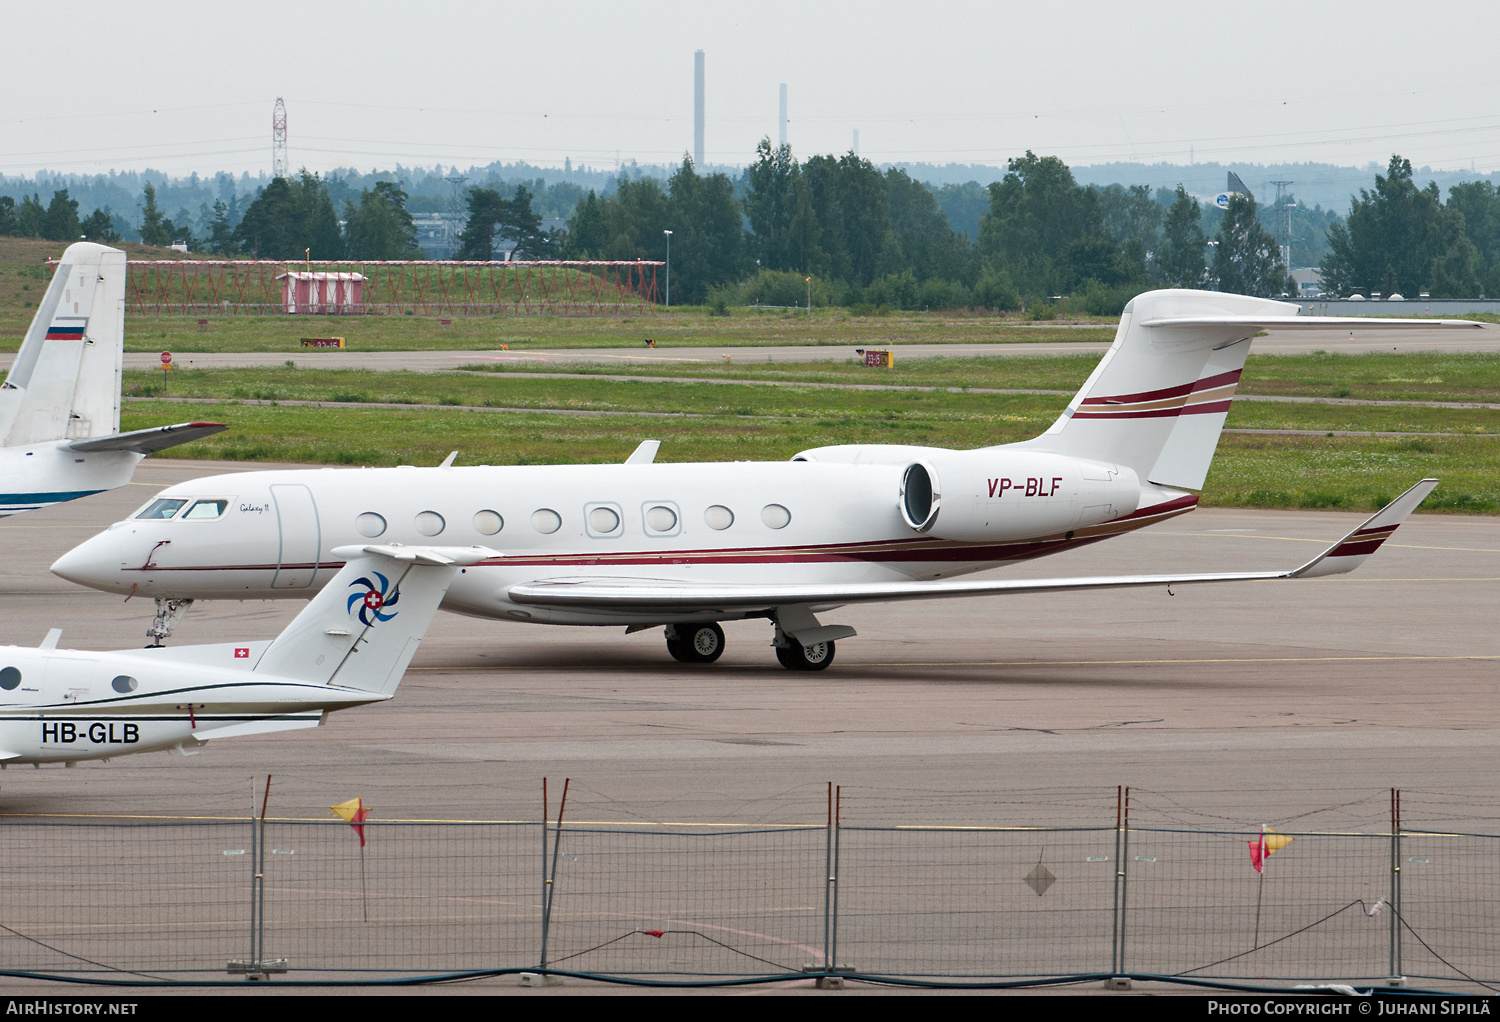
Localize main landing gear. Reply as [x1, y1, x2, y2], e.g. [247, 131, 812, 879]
[775, 639, 837, 672]
[665, 622, 725, 664]
[147, 598, 194, 648]
[660, 621, 839, 671]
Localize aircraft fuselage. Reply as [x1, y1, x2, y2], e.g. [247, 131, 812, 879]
[52, 448, 1184, 627]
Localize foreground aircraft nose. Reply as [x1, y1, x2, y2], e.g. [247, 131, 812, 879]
[51, 531, 126, 592]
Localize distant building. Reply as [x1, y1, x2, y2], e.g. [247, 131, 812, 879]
[411, 215, 568, 260]
[1290, 267, 1323, 296]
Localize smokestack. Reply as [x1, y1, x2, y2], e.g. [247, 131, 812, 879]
[693, 50, 705, 168]
[779, 83, 787, 147]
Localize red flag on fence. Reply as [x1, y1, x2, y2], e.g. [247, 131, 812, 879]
[1247, 825, 1293, 873]
[331, 797, 371, 847]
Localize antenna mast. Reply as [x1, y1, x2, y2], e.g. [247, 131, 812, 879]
[272, 98, 288, 179]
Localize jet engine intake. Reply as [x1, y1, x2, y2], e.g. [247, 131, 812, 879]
[899, 461, 940, 532]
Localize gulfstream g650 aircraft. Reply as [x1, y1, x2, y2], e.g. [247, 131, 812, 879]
[51, 290, 1471, 669]
[2, 241, 224, 516]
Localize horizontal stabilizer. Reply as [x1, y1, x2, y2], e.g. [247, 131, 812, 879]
[69, 421, 227, 454]
[328, 544, 499, 566]
[508, 480, 1436, 614]
[1138, 316, 1484, 330]
[194, 714, 324, 741]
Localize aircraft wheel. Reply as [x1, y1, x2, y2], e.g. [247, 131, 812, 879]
[667, 622, 725, 664]
[776, 639, 836, 671]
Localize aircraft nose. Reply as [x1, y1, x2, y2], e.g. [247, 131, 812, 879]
[51, 530, 126, 592]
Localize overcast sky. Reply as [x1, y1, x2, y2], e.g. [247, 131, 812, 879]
[7, 0, 1500, 178]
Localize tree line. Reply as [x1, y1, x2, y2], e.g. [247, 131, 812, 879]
[9, 150, 1500, 307]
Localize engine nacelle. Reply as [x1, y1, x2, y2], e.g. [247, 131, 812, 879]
[793, 443, 1141, 542]
[906, 450, 1139, 542]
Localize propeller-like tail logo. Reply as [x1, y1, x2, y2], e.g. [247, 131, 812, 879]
[347, 571, 400, 626]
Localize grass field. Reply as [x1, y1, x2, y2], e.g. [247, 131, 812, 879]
[120, 401, 1500, 513]
[454, 351, 1500, 404]
[119, 355, 1500, 513]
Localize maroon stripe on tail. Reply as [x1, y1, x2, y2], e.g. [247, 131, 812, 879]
[1072, 407, 1185, 420]
[1080, 381, 1196, 406]
[1190, 368, 1244, 393]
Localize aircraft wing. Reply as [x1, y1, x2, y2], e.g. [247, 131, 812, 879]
[68, 421, 227, 454]
[507, 479, 1438, 615]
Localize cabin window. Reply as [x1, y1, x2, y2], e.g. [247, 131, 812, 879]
[355, 512, 387, 538]
[586, 504, 622, 537]
[761, 504, 792, 529]
[183, 499, 229, 520]
[0, 667, 19, 691]
[112, 675, 138, 693]
[473, 510, 503, 535]
[136, 498, 188, 520]
[704, 505, 734, 530]
[532, 509, 562, 534]
[415, 511, 446, 537]
[644, 504, 679, 534]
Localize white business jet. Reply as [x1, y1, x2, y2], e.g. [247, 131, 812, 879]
[1, 241, 225, 516]
[51, 290, 1471, 668]
[0, 543, 489, 765]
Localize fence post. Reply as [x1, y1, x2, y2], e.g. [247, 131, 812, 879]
[539, 778, 570, 969]
[539, 777, 549, 965]
[1111, 785, 1123, 974]
[1118, 787, 1131, 976]
[822, 782, 832, 971]
[1392, 788, 1404, 980]
[832, 785, 842, 972]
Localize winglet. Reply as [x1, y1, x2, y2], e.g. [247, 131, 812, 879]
[1289, 478, 1438, 579]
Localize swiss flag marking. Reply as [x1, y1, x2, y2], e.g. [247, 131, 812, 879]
[234, 647, 250, 658]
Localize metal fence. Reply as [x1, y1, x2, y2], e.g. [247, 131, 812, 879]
[0, 787, 1494, 989]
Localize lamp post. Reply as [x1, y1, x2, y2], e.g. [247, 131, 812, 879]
[805, 276, 811, 319]
[663, 230, 673, 307]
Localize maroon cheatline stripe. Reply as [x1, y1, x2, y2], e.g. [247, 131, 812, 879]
[1190, 368, 1244, 393]
[1349, 525, 1398, 539]
[1180, 399, 1233, 415]
[123, 495, 1203, 574]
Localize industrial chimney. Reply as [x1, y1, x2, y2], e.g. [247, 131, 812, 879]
[694, 50, 705, 168]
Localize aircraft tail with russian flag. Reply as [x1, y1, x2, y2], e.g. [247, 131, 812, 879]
[0, 242, 226, 517]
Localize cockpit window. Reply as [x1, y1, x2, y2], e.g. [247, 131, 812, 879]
[136, 498, 189, 520]
[183, 499, 229, 520]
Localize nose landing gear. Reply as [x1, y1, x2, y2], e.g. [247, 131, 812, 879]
[665, 622, 725, 664]
[147, 598, 194, 647]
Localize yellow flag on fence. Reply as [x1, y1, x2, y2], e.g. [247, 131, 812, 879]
[1248, 826, 1293, 873]
[331, 797, 371, 847]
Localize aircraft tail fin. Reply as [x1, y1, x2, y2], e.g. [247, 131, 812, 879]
[253, 544, 497, 696]
[0, 242, 126, 447]
[1017, 289, 1295, 489]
